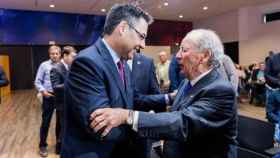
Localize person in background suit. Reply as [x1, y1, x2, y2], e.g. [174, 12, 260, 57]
[128, 50, 167, 112]
[61, 4, 153, 158]
[50, 46, 77, 154]
[168, 54, 185, 93]
[34, 45, 61, 157]
[91, 29, 237, 158]
[127, 50, 164, 158]
[0, 66, 9, 87]
[264, 52, 280, 143]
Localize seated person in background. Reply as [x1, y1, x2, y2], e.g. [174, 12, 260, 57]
[0, 65, 9, 87]
[249, 62, 266, 105]
[91, 29, 237, 158]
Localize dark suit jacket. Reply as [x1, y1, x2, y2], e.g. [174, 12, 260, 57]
[168, 54, 184, 92]
[265, 53, 280, 89]
[61, 39, 134, 158]
[136, 69, 237, 158]
[50, 62, 68, 110]
[132, 53, 166, 112]
[0, 66, 9, 87]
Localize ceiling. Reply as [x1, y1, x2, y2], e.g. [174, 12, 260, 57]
[0, 0, 276, 21]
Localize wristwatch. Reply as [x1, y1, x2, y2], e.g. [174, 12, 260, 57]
[126, 110, 134, 125]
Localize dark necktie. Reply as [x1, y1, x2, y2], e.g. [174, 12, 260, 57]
[183, 81, 192, 96]
[117, 60, 125, 85]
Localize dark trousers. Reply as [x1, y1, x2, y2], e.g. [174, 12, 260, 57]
[266, 88, 280, 123]
[39, 96, 61, 148]
[55, 103, 64, 150]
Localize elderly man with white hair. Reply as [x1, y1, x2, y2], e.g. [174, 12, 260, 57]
[90, 29, 237, 158]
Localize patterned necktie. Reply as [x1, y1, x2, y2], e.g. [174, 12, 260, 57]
[117, 60, 125, 85]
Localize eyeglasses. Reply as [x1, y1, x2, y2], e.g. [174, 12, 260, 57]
[127, 23, 147, 40]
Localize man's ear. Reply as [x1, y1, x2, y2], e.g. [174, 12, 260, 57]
[201, 50, 211, 64]
[118, 21, 128, 36]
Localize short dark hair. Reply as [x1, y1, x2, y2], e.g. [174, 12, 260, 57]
[103, 3, 153, 35]
[62, 46, 76, 56]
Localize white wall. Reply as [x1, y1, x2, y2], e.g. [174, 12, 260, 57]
[193, 1, 280, 65]
[193, 10, 239, 43]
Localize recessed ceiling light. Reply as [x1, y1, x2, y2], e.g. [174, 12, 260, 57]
[49, 4, 55, 8]
[179, 14, 183, 18]
[203, 6, 208, 10]
[164, 2, 169, 6]
[101, 8, 106, 12]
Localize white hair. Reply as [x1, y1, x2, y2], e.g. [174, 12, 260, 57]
[184, 29, 224, 66]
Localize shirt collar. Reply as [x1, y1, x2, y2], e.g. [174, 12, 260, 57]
[190, 68, 213, 86]
[49, 59, 57, 65]
[61, 59, 68, 70]
[102, 38, 121, 65]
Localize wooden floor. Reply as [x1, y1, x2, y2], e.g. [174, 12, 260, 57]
[0, 90, 58, 158]
[0, 89, 267, 158]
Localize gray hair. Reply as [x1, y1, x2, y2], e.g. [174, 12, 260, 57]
[103, 3, 153, 35]
[49, 45, 61, 54]
[184, 29, 224, 67]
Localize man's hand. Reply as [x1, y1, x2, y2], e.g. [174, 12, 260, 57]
[90, 108, 129, 137]
[169, 90, 178, 100]
[41, 91, 54, 97]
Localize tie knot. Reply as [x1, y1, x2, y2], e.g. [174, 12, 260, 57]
[185, 82, 192, 94]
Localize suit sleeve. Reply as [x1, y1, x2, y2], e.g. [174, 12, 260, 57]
[134, 93, 167, 112]
[136, 85, 236, 141]
[50, 67, 64, 93]
[65, 56, 126, 141]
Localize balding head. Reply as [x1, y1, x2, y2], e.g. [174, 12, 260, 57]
[158, 51, 168, 64]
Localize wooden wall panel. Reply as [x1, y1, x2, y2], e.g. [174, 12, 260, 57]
[0, 55, 11, 96]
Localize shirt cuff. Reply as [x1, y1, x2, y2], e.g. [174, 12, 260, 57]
[165, 94, 170, 105]
[132, 111, 139, 132]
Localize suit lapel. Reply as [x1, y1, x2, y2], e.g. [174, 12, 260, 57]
[124, 63, 133, 109]
[61, 63, 68, 77]
[171, 80, 187, 111]
[94, 39, 129, 107]
[132, 53, 141, 77]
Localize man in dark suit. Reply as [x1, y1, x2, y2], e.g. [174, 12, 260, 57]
[61, 4, 153, 158]
[128, 50, 167, 112]
[128, 50, 165, 158]
[168, 54, 185, 93]
[91, 29, 237, 158]
[50, 46, 77, 154]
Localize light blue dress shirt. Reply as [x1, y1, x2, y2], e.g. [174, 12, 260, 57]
[34, 60, 57, 92]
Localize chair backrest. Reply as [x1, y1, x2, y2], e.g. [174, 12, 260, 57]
[237, 115, 274, 152]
